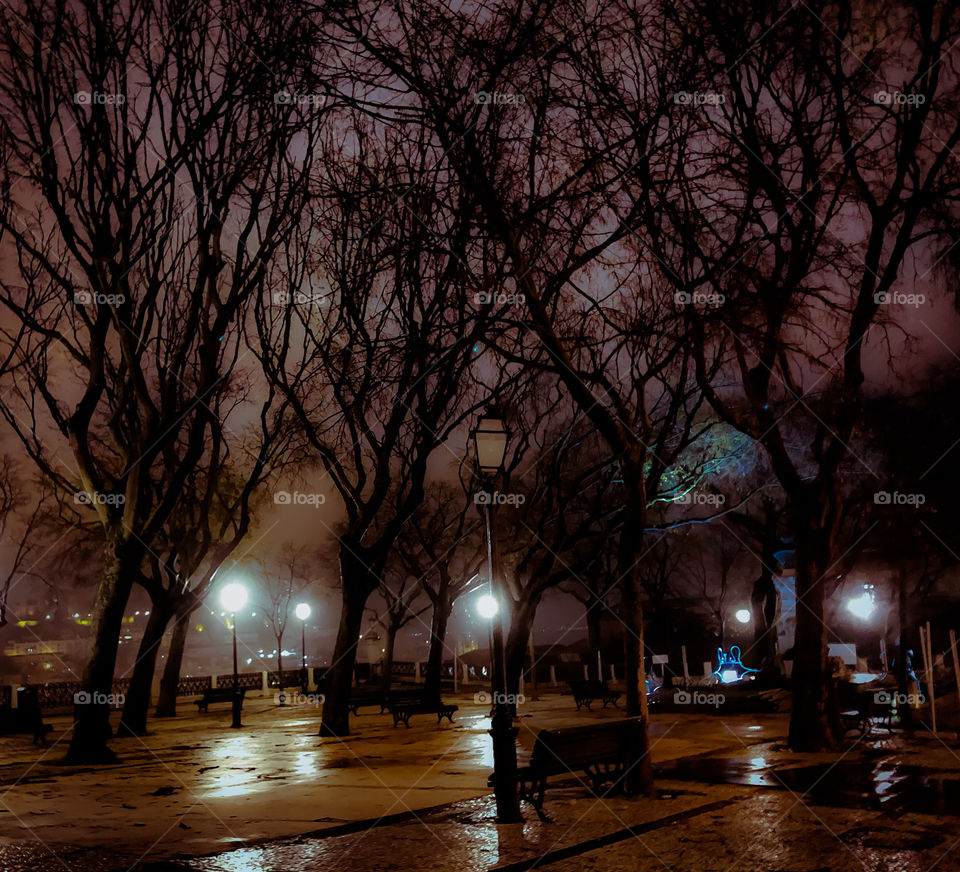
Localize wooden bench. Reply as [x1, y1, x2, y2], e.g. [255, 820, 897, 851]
[386, 692, 458, 727]
[194, 687, 246, 713]
[514, 718, 646, 809]
[840, 690, 895, 737]
[348, 689, 389, 715]
[567, 679, 620, 711]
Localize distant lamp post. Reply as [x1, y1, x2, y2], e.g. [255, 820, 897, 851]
[735, 608, 751, 625]
[846, 585, 876, 621]
[219, 582, 248, 728]
[472, 406, 521, 823]
[295, 602, 311, 689]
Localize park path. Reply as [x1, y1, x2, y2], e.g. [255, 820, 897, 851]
[0, 696, 957, 870]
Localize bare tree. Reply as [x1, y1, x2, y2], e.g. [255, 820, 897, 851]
[392, 482, 483, 699]
[625, 0, 960, 749]
[366, 570, 429, 692]
[255, 543, 316, 695]
[0, 0, 323, 760]
[254, 118, 503, 736]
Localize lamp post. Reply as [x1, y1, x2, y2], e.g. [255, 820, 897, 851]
[219, 582, 248, 728]
[472, 407, 521, 822]
[295, 602, 311, 691]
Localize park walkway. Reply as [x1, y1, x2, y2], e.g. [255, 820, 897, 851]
[0, 694, 956, 869]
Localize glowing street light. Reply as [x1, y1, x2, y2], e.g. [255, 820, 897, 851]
[295, 602, 312, 689]
[220, 582, 248, 614]
[735, 608, 751, 624]
[477, 594, 499, 619]
[846, 589, 876, 620]
[219, 581, 248, 728]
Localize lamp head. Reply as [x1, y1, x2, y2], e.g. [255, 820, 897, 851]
[219, 582, 248, 614]
[473, 407, 508, 476]
[476, 594, 499, 619]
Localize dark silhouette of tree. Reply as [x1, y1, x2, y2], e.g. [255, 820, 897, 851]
[392, 482, 483, 700]
[615, 0, 960, 749]
[0, 0, 323, 760]
[254, 120, 501, 736]
[366, 571, 429, 692]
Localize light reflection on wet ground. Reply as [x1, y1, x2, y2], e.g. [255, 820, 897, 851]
[655, 752, 960, 815]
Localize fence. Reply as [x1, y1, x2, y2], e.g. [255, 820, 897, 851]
[11, 659, 613, 710]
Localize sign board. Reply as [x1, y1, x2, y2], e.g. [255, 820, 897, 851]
[651, 654, 669, 665]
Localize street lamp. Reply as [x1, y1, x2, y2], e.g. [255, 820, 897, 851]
[847, 587, 876, 620]
[735, 608, 751, 625]
[476, 594, 499, 619]
[295, 602, 311, 690]
[219, 581, 248, 728]
[472, 406, 521, 823]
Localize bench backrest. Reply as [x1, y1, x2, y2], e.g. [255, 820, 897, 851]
[531, 718, 644, 774]
[389, 691, 438, 706]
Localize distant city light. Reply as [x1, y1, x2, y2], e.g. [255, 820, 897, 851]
[735, 609, 751, 624]
[477, 594, 499, 619]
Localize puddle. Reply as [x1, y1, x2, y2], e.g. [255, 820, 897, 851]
[655, 756, 960, 815]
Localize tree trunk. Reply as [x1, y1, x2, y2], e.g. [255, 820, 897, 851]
[896, 563, 913, 729]
[751, 511, 781, 672]
[118, 601, 172, 736]
[276, 636, 284, 703]
[424, 590, 452, 700]
[381, 624, 397, 693]
[788, 512, 840, 751]
[320, 551, 375, 736]
[66, 542, 138, 763]
[618, 458, 653, 795]
[156, 607, 193, 717]
[504, 597, 538, 708]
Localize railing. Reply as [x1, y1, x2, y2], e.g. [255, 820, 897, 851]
[176, 675, 212, 696]
[267, 668, 307, 688]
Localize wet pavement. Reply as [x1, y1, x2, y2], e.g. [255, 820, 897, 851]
[0, 695, 958, 870]
[656, 752, 960, 816]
